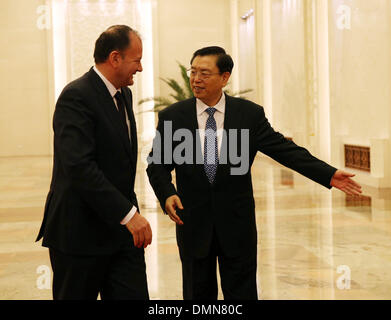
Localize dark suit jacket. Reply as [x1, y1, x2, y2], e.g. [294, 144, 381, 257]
[146, 94, 337, 259]
[36, 68, 139, 255]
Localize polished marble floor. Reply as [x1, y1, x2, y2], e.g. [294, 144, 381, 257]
[1, 152, 391, 300]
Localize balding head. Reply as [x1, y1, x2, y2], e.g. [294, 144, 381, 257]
[94, 25, 141, 64]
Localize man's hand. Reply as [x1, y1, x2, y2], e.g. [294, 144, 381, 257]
[125, 212, 152, 248]
[330, 170, 362, 196]
[165, 195, 184, 225]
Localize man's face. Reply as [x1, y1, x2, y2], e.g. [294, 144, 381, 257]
[190, 55, 230, 105]
[117, 32, 143, 87]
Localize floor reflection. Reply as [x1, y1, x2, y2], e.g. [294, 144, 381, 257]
[1, 155, 391, 299]
[280, 169, 294, 187]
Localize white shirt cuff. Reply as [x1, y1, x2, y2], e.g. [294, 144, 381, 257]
[120, 206, 137, 225]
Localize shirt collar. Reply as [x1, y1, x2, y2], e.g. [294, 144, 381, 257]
[93, 65, 121, 98]
[196, 92, 226, 116]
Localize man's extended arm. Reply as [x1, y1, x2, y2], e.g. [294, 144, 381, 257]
[255, 107, 361, 195]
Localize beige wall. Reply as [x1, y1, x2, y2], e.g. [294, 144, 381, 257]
[0, 0, 51, 157]
[155, 0, 232, 99]
[236, 0, 258, 103]
[328, 0, 391, 187]
[0, 0, 233, 157]
[269, 0, 308, 143]
[231, 0, 391, 187]
[235, 0, 316, 150]
[329, 0, 391, 142]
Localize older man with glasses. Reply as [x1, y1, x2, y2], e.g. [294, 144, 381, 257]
[147, 46, 362, 300]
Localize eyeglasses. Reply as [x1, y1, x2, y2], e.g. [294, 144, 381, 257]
[186, 69, 222, 80]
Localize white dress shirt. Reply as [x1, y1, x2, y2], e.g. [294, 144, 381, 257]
[93, 66, 137, 225]
[196, 92, 226, 157]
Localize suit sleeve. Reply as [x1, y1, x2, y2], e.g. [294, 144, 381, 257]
[146, 111, 177, 213]
[255, 107, 337, 189]
[54, 86, 133, 226]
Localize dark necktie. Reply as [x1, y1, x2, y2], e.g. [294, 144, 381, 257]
[114, 91, 129, 138]
[204, 107, 218, 184]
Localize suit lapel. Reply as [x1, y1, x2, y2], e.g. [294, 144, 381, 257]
[182, 98, 201, 160]
[122, 88, 138, 170]
[184, 98, 199, 146]
[214, 94, 244, 187]
[180, 99, 210, 186]
[88, 68, 132, 158]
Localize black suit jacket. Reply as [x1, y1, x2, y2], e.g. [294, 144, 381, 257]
[146, 94, 337, 259]
[36, 68, 139, 255]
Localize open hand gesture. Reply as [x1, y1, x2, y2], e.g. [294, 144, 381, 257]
[330, 170, 362, 196]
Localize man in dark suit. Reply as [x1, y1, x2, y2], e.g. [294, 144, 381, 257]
[146, 46, 362, 300]
[36, 25, 152, 300]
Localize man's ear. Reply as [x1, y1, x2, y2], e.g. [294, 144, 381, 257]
[108, 50, 121, 68]
[222, 72, 231, 86]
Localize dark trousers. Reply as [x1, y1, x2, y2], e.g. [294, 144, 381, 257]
[49, 246, 149, 300]
[180, 230, 258, 300]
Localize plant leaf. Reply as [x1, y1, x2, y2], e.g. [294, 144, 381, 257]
[138, 96, 173, 107]
[177, 61, 193, 98]
[161, 78, 187, 101]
